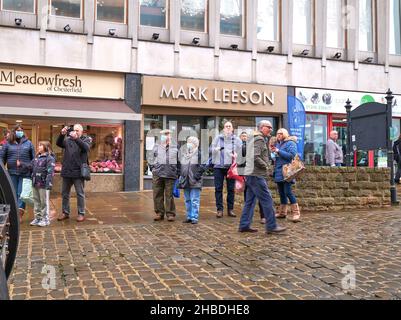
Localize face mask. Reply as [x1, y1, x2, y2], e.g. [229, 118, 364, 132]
[271, 152, 277, 160]
[16, 131, 24, 139]
[160, 135, 167, 143]
[187, 143, 195, 152]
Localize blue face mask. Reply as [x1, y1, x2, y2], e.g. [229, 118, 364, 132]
[271, 152, 277, 160]
[16, 131, 24, 139]
[160, 135, 167, 143]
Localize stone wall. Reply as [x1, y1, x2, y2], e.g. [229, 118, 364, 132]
[236, 167, 391, 212]
[52, 174, 123, 194]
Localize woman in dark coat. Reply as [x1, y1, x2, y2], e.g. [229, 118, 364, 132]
[0, 125, 35, 219]
[178, 136, 207, 224]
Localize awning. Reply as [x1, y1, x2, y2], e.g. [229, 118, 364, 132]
[0, 93, 142, 121]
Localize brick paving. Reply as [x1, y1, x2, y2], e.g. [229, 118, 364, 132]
[7, 190, 401, 300]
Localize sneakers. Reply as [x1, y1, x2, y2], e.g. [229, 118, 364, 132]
[57, 213, 69, 221]
[216, 211, 223, 218]
[76, 215, 85, 222]
[30, 218, 41, 226]
[191, 220, 198, 225]
[266, 226, 287, 234]
[167, 216, 175, 222]
[227, 210, 236, 218]
[260, 218, 267, 224]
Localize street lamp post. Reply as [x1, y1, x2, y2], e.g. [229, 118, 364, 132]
[345, 99, 352, 167]
[385, 89, 398, 205]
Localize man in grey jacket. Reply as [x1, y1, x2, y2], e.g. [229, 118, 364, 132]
[148, 130, 179, 222]
[238, 121, 287, 234]
[325, 131, 343, 167]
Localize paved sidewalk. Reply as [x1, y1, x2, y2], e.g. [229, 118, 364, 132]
[8, 190, 401, 300]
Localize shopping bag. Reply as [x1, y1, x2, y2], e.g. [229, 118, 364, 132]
[282, 154, 306, 182]
[173, 179, 180, 198]
[234, 178, 245, 193]
[20, 178, 34, 206]
[227, 162, 242, 181]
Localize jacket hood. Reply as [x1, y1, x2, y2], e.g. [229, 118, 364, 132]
[253, 131, 264, 137]
[285, 136, 298, 143]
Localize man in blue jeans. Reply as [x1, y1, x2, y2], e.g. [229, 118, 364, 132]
[238, 121, 287, 234]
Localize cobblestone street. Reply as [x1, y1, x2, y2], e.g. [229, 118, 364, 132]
[8, 190, 401, 300]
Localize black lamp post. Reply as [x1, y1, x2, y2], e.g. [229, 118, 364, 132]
[345, 99, 352, 167]
[385, 89, 398, 204]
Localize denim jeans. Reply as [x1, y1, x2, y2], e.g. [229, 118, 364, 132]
[184, 188, 201, 222]
[214, 167, 235, 211]
[62, 178, 86, 216]
[239, 176, 277, 231]
[276, 181, 297, 205]
[10, 174, 26, 210]
[244, 185, 264, 219]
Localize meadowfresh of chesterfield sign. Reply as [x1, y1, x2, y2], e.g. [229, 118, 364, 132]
[142, 76, 287, 114]
[0, 65, 124, 99]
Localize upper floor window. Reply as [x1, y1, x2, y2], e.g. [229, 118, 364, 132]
[327, 0, 345, 48]
[220, 0, 244, 36]
[293, 0, 313, 45]
[140, 0, 168, 28]
[51, 0, 82, 19]
[257, 0, 279, 41]
[2, 0, 35, 13]
[181, 0, 207, 32]
[359, 0, 374, 51]
[96, 0, 126, 24]
[390, 0, 401, 55]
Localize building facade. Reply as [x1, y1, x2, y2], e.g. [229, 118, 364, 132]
[1, 0, 401, 190]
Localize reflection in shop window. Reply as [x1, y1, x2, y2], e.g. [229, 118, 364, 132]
[390, 0, 401, 55]
[293, 0, 313, 45]
[51, 0, 82, 18]
[327, 0, 345, 48]
[220, 0, 243, 36]
[181, 0, 207, 32]
[2, 0, 35, 13]
[96, 0, 126, 24]
[257, 0, 279, 41]
[140, 0, 167, 28]
[304, 114, 327, 166]
[359, 0, 374, 52]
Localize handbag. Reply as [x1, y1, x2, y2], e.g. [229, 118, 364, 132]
[282, 154, 305, 182]
[173, 179, 180, 198]
[81, 162, 91, 181]
[20, 178, 34, 206]
[227, 162, 246, 193]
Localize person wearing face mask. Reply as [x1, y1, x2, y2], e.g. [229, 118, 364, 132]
[1, 124, 35, 221]
[178, 137, 207, 224]
[148, 130, 180, 222]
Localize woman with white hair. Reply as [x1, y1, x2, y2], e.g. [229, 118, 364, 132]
[270, 128, 301, 222]
[178, 136, 207, 224]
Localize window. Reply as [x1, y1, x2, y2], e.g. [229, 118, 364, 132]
[220, 0, 244, 36]
[359, 0, 374, 51]
[293, 0, 313, 45]
[304, 114, 327, 166]
[257, 0, 279, 41]
[2, 0, 35, 13]
[51, 0, 82, 19]
[140, 0, 167, 28]
[327, 0, 345, 48]
[390, 0, 401, 55]
[96, 0, 126, 24]
[181, 0, 207, 32]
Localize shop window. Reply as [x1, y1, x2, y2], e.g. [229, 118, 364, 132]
[220, 0, 244, 36]
[181, 0, 207, 32]
[359, 0, 374, 52]
[51, 0, 82, 19]
[96, 0, 126, 24]
[390, 0, 401, 55]
[326, 0, 345, 48]
[293, 0, 313, 45]
[304, 114, 327, 166]
[257, 0, 279, 41]
[2, 0, 35, 13]
[144, 115, 163, 176]
[140, 0, 167, 28]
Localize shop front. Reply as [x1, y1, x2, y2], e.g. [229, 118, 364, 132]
[295, 87, 401, 167]
[141, 76, 288, 190]
[0, 65, 142, 192]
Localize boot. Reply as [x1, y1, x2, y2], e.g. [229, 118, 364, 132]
[291, 203, 301, 223]
[216, 211, 223, 218]
[275, 205, 288, 219]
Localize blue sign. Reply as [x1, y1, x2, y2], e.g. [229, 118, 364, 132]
[287, 96, 306, 160]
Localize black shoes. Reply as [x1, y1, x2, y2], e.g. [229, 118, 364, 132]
[239, 228, 258, 233]
[227, 210, 237, 217]
[266, 226, 287, 234]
